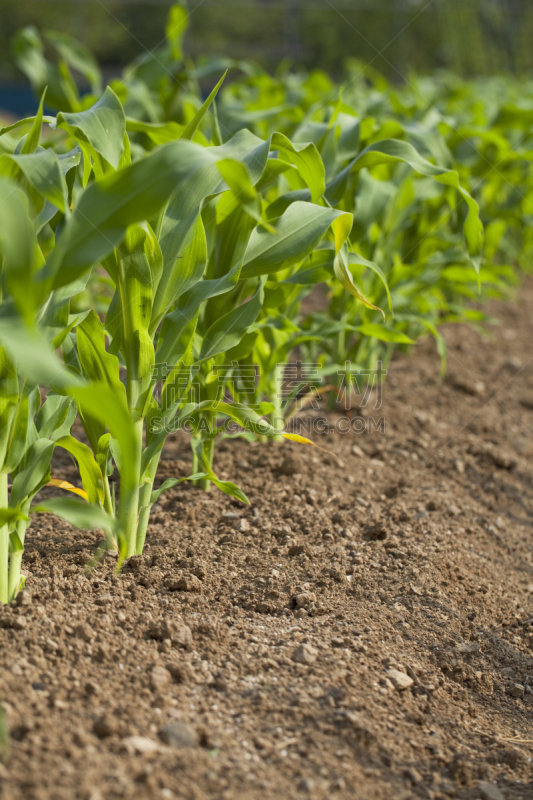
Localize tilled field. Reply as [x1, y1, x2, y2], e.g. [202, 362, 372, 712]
[1, 283, 533, 800]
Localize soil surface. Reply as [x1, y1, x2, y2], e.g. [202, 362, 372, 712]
[1, 282, 533, 800]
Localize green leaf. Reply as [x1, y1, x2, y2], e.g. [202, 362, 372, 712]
[0, 114, 56, 138]
[12, 26, 79, 111]
[348, 253, 392, 313]
[46, 139, 229, 290]
[126, 118, 187, 145]
[45, 30, 101, 95]
[10, 439, 55, 507]
[156, 261, 241, 370]
[56, 86, 126, 170]
[35, 394, 76, 441]
[181, 71, 227, 141]
[76, 311, 127, 400]
[20, 88, 46, 154]
[31, 497, 116, 537]
[55, 436, 105, 505]
[151, 213, 206, 328]
[0, 150, 67, 212]
[68, 384, 136, 489]
[165, 3, 189, 60]
[199, 280, 264, 362]
[240, 202, 353, 279]
[155, 130, 271, 306]
[0, 316, 82, 391]
[2, 394, 30, 474]
[0, 179, 38, 323]
[209, 476, 249, 505]
[190, 438, 249, 503]
[149, 474, 207, 505]
[271, 132, 325, 203]
[336, 138, 484, 264]
[357, 323, 414, 344]
[0, 508, 29, 527]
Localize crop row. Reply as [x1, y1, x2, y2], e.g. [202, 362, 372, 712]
[0, 4, 529, 604]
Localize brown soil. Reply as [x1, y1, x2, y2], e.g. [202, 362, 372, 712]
[1, 282, 533, 800]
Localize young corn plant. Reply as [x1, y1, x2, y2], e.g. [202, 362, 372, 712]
[2, 79, 354, 559]
[0, 98, 116, 603]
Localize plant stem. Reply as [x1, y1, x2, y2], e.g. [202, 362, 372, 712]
[118, 417, 143, 559]
[268, 365, 284, 442]
[135, 482, 152, 555]
[102, 474, 114, 517]
[0, 473, 8, 605]
[329, 329, 346, 410]
[199, 434, 215, 491]
[8, 518, 28, 602]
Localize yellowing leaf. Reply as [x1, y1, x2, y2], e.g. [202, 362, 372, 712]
[282, 433, 315, 446]
[46, 479, 88, 501]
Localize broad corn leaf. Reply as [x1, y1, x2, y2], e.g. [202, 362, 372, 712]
[240, 202, 353, 279]
[56, 86, 125, 170]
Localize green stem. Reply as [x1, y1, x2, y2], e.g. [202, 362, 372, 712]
[0, 473, 8, 605]
[135, 482, 152, 555]
[118, 417, 143, 559]
[268, 366, 285, 442]
[199, 435, 215, 492]
[8, 518, 28, 602]
[102, 474, 114, 517]
[329, 329, 347, 410]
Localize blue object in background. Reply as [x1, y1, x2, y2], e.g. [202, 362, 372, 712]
[0, 85, 40, 118]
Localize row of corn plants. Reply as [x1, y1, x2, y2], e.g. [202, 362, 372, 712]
[0, 4, 530, 602]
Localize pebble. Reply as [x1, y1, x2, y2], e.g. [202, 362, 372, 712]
[235, 518, 250, 533]
[288, 544, 306, 556]
[351, 445, 365, 458]
[93, 715, 119, 738]
[385, 669, 414, 691]
[150, 665, 172, 692]
[279, 453, 301, 476]
[15, 590, 32, 606]
[294, 592, 316, 609]
[477, 781, 505, 800]
[73, 623, 93, 641]
[122, 736, 159, 755]
[292, 644, 318, 665]
[159, 720, 198, 748]
[95, 593, 113, 606]
[507, 683, 524, 698]
[172, 575, 203, 592]
[171, 623, 193, 649]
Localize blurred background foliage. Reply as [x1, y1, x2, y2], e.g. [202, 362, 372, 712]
[0, 0, 532, 113]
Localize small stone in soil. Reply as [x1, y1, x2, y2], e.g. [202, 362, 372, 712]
[16, 590, 31, 606]
[122, 736, 159, 755]
[385, 669, 414, 691]
[159, 720, 199, 748]
[150, 665, 172, 692]
[295, 592, 316, 608]
[507, 683, 524, 698]
[288, 544, 306, 556]
[279, 453, 301, 476]
[94, 715, 119, 738]
[73, 623, 93, 641]
[171, 575, 203, 592]
[477, 781, 505, 800]
[292, 644, 318, 664]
